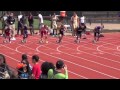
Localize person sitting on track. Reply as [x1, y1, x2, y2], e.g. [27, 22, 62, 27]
[93, 26, 102, 43]
[74, 23, 86, 43]
[56, 24, 66, 43]
[39, 24, 49, 44]
[3, 25, 12, 43]
[21, 24, 28, 43]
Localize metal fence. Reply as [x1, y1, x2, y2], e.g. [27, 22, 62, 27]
[0, 11, 120, 17]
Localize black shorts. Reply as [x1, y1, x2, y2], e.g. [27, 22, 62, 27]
[59, 32, 64, 36]
[94, 32, 100, 37]
[76, 31, 82, 38]
[82, 30, 86, 34]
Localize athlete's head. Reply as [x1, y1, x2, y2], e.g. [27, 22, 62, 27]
[97, 26, 101, 30]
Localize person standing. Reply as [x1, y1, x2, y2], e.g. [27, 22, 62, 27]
[71, 12, 79, 37]
[1, 13, 8, 36]
[17, 12, 23, 35]
[7, 12, 16, 40]
[31, 55, 41, 79]
[28, 12, 34, 35]
[38, 12, 44, 30]
[51, 13, 58, 36]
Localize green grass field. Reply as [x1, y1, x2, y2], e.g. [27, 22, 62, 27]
[0, 19, 51, 30]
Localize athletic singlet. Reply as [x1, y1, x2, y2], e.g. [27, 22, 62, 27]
[59, 27, 64, 34]
[71, 16, 79, 23]
[52, 16, 57, 25]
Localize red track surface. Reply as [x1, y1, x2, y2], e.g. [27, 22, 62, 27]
[0, 32, 120, 79]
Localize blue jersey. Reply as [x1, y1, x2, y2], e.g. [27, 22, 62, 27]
[94, 26, 101, 33]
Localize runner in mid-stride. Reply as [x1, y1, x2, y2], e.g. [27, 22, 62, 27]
[39, 24, 49, 44]
[56, 24, 66, 43]
[75, 23, 86, 43]
[21, 24, 28, 43]
[3, 25, 12, 43]
[93, 26, 102, 43]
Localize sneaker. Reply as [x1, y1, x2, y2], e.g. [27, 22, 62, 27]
[3, 40, 6, 43]
[46, 41, 48, 43]
[11, 37, 15, 40]
[92, 40, 96, 43]
[12, 37, 16, 40]
[1, 34, 3, 36]
[39, 40, 43, 43]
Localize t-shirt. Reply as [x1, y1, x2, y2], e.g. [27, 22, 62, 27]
[80, 16, 85, 23]
[71, 15, 79, 24]
[38, 14, 43, 23]
[32, 63, 41, 79]
[48, 69, 68, 79]
[3, 16, 8, 21]
[7, 16, 15, 25]
[18, 15, 23, 21]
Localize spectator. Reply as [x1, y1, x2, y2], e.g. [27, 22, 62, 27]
[40, 61, 50, 79]
[17, 54, 32, 79]
[0, 54, 16, 79]
[7, 12, 16, 40]
[17, 12, 23, 35]
[38, 12, 44, 30]
[31, 55, 41, 79]
[28, 12, 34, 35]
[80, 15, 85, 24]
[48, 60, 68, 79]
[1, 12, 8, 36]
[47, 62, 55, 79]
[51, 13, 58, 36]
[71, 12, 79, 37]
[40, 62, 55, 79]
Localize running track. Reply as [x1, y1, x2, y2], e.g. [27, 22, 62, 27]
[0, 32, 120, 79]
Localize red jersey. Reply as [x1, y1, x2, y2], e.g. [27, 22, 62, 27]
[40, 27, 48, 35]
[5, 28, 11, 36]
[32, 63, 41, 79]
